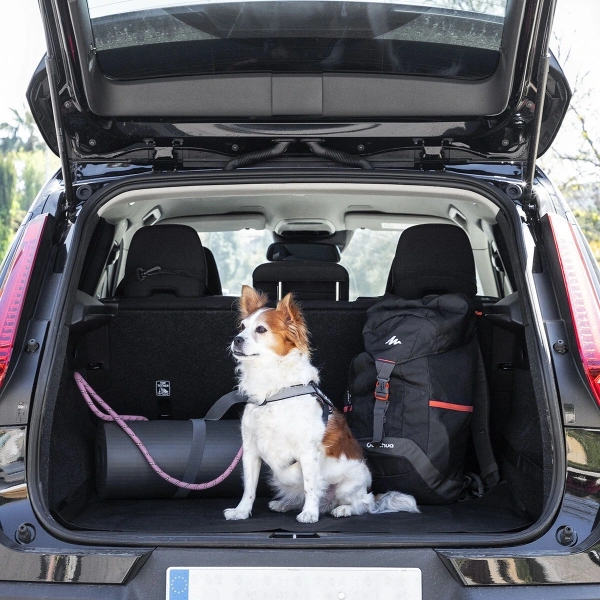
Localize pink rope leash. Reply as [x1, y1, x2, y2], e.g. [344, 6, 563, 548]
[74, 372, 243, 490]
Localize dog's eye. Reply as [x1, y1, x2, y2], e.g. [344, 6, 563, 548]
[240, 323, 246, 331]
[255, 326, 267, 334]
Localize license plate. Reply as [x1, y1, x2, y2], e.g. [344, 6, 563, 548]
[166, 566, 421, 600]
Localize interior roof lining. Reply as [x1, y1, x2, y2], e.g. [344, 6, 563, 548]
[98, 182, 500, 227]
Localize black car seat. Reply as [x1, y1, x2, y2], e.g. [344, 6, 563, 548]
[115, 224, 210, 298]
[203, 247, 223, 296]
[386, 224, 477, 299]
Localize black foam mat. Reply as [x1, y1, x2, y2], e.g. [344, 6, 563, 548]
[64, 482, 531, 535]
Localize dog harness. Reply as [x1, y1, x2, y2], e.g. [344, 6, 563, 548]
[259, 381, 335, 425]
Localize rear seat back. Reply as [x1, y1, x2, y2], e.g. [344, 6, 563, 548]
[92, 232, 366, 419]
[204, 247, 222, 295]
[115, 224, 209, 298]
[88, 298, 372, 420]
[302, 299, 375, 403]
[102, 296, 240, 420]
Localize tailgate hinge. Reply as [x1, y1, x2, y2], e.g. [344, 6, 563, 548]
[152, 144, 181, 171]
[418, 145, 445, 171]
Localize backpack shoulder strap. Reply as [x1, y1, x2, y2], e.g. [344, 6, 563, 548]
[471, 346, 501, 488]
[372, 358, 395, 444]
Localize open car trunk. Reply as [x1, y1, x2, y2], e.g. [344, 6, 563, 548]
[36, 178, 554, 543]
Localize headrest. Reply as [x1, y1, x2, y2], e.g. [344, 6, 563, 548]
[121, 225, 208, 298]
[389, 224, 476, 299]
[267, 242, 341, 262]
[253, 261, 349, 301]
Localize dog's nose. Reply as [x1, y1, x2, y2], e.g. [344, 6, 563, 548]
[234, 335, 244, 346]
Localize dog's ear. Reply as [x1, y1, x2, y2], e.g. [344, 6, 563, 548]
[239, 285, 268, 319]
[277, 292, 302, 324]
[277, 293, 310, 353]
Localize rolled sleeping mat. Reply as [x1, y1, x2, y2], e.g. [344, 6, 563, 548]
[96, 419, 268, 499]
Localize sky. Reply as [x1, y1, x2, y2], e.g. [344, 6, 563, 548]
[0, 1, 599, 134]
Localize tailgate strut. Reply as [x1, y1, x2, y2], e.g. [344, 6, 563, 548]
[40, 0, 77, 223]
[523, 0, 557, 215]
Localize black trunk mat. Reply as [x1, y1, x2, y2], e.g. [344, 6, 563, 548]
[62, 482, 531, 535]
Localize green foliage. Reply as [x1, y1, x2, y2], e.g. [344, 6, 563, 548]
[572, 208, 600, 262]
[0, 108, 59, 261]
[552, 182, 600, 263]
[0, 106, 44, 153]
[14, 149, 58, 210]
[0, 154, 18, 257]
[0, 154, 15, 216]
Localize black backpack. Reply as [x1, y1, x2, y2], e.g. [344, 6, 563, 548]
[346, 292, 499, 505]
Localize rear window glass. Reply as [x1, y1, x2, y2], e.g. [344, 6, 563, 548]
[340, 227, 484, 299]
[87, 1, 507, 80]
[198, 227, 485, 299]
[340, 228, 402, 299]
[199, 229, 272, 295]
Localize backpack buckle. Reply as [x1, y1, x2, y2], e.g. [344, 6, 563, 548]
[374, 378, 389, 401]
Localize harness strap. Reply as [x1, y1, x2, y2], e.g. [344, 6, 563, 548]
[261, 382, 334, 425]
[263, 384, 319, 402]
[203, 390, 246, 420]
[372, 359, 396, 444]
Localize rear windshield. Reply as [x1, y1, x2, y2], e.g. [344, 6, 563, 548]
[199, 229, 272, 295]
[87, 0, 507, 80]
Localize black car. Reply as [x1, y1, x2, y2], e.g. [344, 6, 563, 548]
[1, 0, 600, 597]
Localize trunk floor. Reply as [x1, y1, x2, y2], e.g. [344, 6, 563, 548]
[63, 483, 531, 534]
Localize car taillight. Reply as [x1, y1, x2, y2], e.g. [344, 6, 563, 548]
[0, 214, 48, 389]
[548, 212, 600, 405]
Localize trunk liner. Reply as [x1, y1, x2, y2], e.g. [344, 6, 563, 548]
[62, 482, 530, 534]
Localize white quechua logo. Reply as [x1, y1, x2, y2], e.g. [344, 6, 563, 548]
[385, 336, 402, 346]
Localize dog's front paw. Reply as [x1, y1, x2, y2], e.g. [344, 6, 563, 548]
[224, 508, 251, 520]
[296, 509, 319, 524]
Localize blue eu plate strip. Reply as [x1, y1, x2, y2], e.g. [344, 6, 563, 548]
[168, 569, 189, 600]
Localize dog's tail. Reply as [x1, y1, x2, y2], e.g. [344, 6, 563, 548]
[369, 491, 420, 514]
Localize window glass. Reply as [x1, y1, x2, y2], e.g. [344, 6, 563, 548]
[86, 1, 507, 80]
[198, 229, 272, 295]
[340, 227, 483, 299]
[340, 228, 402, 299]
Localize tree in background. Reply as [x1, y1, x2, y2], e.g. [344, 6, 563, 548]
[0, 107, 43, 153]
[0, 106, 59, 257]
[0, 154, 17, 257]
[540, 37, 600, 261]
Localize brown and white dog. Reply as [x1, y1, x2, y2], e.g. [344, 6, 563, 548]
[224, 285, 418, 524]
